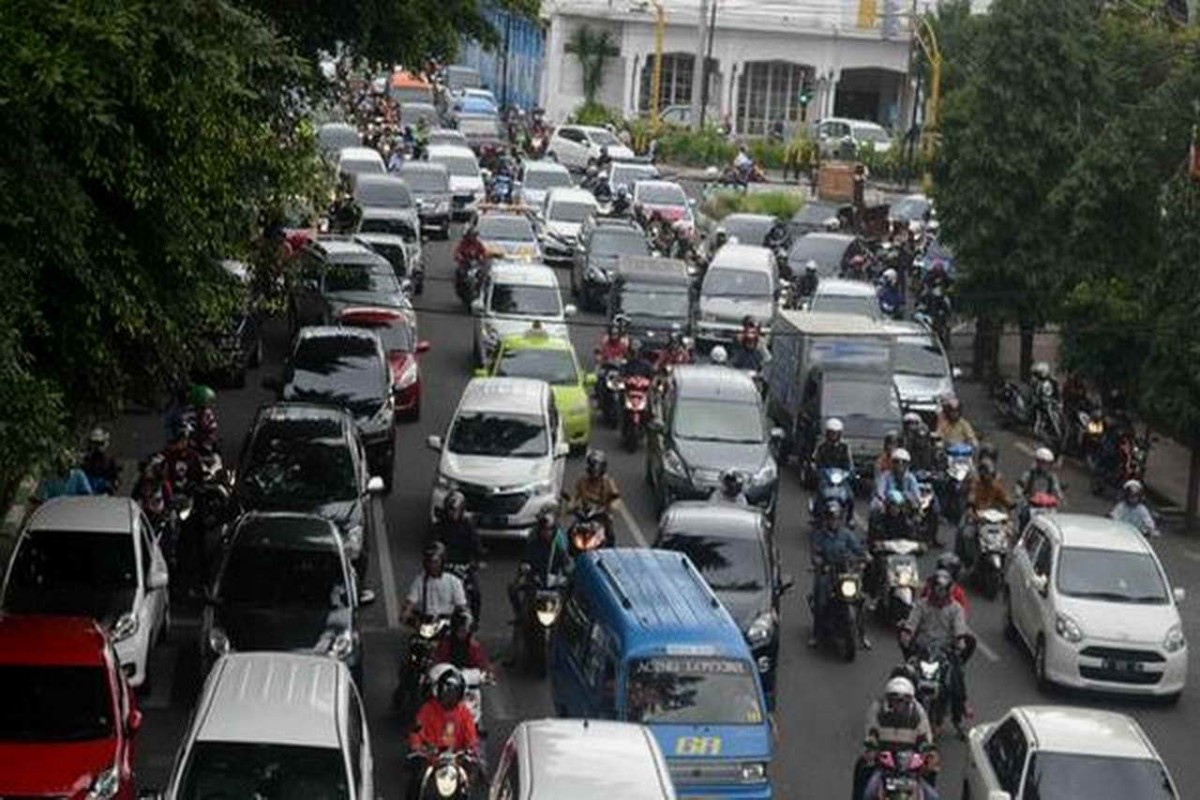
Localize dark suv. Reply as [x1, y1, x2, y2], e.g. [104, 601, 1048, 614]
[234, 403, 385, 589]
[570, 217, 652, 311]
[280, 327, 396, 487]
[645, 365, 783, 518]
[289, 238, 412, 333]
[202, 512, 367, 683]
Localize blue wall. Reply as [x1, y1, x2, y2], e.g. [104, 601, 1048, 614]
[458, 7, 545, 111]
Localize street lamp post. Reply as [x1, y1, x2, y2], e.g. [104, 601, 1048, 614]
[649, 0, 666, 126]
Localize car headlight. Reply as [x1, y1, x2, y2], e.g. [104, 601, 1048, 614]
[1055, 612, 1083, 643]
[208, 627, 232, 655]
[343, 524, 364, 559]
[752, 460, 777, 486]
[435, 764, 460, 797]
[526, 480, 554, 495]
[892, 563, 917, 588]
[85, 764, 121, 800]
[740, 762, 768, 783]
[747, 611, 776, 646]
[662, 449, 688, 478]
[1164, 624, 1186, 653]
[328, 629, 356, 659]
[111, 612, 139, 643]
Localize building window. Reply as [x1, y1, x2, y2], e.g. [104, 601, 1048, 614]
[737, 61, 809, 135]
[639, 53, 718, 115]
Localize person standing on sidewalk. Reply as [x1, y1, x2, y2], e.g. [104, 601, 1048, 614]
[1110, 480, 1158, 537]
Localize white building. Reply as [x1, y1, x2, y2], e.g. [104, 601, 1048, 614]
[539, 0, 977, 134]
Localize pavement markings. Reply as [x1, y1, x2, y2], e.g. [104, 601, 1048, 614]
[615, 499, 650, 548]
[1012, 440, 1036, 458]
[376, 508, 401, 629]
[1183, 549, 1200, 563]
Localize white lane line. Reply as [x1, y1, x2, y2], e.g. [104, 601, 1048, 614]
[1183, 549, 1200, 563]
[615, 499, 650, 548]
[375, 505, 401, 629]
[976, 637, 1001, 663]
[1013, 440, 1036, 457]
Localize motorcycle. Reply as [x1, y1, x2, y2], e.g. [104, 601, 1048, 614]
[1031, 380, 1065, 450]
[971, 508, 1012, 600]
[811, 560, 865, 662]
[992, 380, 1029, 429]
[907, 645, 953, 730]
[912, 473, 940, 547]
[595, 360, 624, 428]
[426, 662, 490, 730]
[393, 615, 451, 718]
[938, 443, 974, 526]
[618, 373, 653, 452]
[567, 503, 610, 555]
[870, 749, 931, 800]
[1073, 409, 1105, 462]
[454, 256, 484, 308]
[1090, 428, 1150, 497]
[809, 467, 855, 525]
[869, 538, 923, 625]
[408, 749, 479, 800]
[517, 567, 566, 677]
[487, 173, 514, 204]
[913, 288, 951, 349]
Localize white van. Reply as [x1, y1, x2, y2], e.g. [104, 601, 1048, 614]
[697, 243, 777, 345]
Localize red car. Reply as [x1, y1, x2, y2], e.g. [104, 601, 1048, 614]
[0, 615, 141, 799]
[337, 306, 429, 421]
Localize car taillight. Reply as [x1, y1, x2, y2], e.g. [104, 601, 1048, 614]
[391, 352, 418, 389]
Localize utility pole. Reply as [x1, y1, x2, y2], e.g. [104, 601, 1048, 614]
[501, 12, 512, 110]
[691, 0, 711, 130]
[699, 0, 718, 129]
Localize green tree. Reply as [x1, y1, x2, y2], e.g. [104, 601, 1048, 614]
[565, 25, 619, 106]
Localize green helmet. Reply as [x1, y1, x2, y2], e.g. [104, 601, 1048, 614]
[188, 384, 216, 408]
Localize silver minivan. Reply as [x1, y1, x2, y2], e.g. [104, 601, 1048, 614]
[697, 243, 777, 345]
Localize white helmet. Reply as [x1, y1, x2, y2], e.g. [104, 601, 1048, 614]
[710, 345, 728, 365]
[908, 220, 923, 234]
[885, 676, 915, 699]
[882, 268, 897, 285]
[892, 447, 912, 463]
[1123, 479, 1143, 494]
[926, 220, 940, 232]
[825, 417, 844, 433]
[804, 259, 818, 272]
[1035, 446, 1055, 464]
[1032, 361, 1051, 378]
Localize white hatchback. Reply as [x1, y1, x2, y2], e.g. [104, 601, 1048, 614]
[965, 705, 1178, 799]
[1005, 513, 1187, 699]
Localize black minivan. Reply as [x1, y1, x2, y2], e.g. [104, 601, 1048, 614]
[608, 255, 693, 355]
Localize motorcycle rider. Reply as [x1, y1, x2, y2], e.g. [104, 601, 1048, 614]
[430, 491, 485, 624]
[571, 449, 621, 517]
[856, 676, 939, 800]
[402, 541, 469, 626]
[730, 316, 771, 371]
[81, 427, 121, 495]
[873, 449, 922, 513]
[924, 552, 969, 614]
[874, 432, 900, 482]
[935, 396, 978, 448]
[709, 469, 749, 506]
[1110, 479, 1158, 537]
[454, 226, 487, 271]
[506, 504, 568, 661]
[612, 186, 631, 216]
[878, 268, 904, 319]
[33, 447, 93, 504]
[1028, 361, 1060, 401]
[594, 145, 613, 173]
[620, 337, 657, 383]
[965, 458, 1011, 517]
[733, 144, 754, 182]
[406, 667, 482, 799]
[1017, 447, 1064, 502]
[595, 316, 631, 363]
[654, 329, 693, 372]
[796, 259, 820, 299]
[870, 489, 916, 544]
[162, 422, 203, 497]
[813, 418, 854, 472]
[899, 570, 972, 738]
[432, 608, 493, 672]
[809, 499, 868, 648]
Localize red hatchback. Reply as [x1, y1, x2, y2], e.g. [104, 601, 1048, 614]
[0, 615, 141, 799]
[337, 306, 429, 421]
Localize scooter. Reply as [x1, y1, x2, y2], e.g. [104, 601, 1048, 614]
[517, 567, 566, 677]
[938, 443, 974, 526]
[454, 256, 484, 308]
[426, 662, 490, 731]
[811, 560, 866, 662]
[808, 467, 855, 526]
[869, 538, 923, 625]
[567, 503, 610, 555]
[971, 508, 1012, 600]
[870, 749, 932, 800]
[1031, 382, 1065, 451]
[595, 360, 624, 428]
[393, 615, 451, 718]
[408, 748, 479, 800]
[618, 374, 653, 452]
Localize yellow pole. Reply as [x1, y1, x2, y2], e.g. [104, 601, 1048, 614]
[915, 15, 941, 160]
[650, 2, 665, 127]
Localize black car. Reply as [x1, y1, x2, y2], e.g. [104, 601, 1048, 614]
[455, 113, 506, 155]
[645, 365, 783, 517]
[785, 232, 864, 279]
[708, 213, 777, 249]
[570, 218, 652, 311]
[202, 512, 368, 682]
[655, 501, 791, 706]
[235, 403, 386, 589]
[354, 231, 424, 294]
[280, 327, 396, 487]
[607, 255, 693, 354]
[788, 200, 842, 236]
[398, 162, 453, 239]
[290, 238, 413, 333]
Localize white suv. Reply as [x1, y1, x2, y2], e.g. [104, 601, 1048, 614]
[1005, 513, 1187, 699]
[428, 377, 569, 538]
[154, 652, 373, 798]
[548, 124, 634, 171]
[965, 706, 1178, 799]
[472, 261, 575, 365]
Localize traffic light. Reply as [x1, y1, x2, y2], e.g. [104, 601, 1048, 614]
[798, 77, 814, 121]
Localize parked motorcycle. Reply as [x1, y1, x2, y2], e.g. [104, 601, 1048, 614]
[393, 615, 451, 718]
[618, 374, 653, 452]
[811, 560, 865, 662]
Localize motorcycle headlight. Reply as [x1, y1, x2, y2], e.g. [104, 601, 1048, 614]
[752, 460, 777, 486]
[1164, 624, 1186, 653]
[662, 449, 688, 478]
[85, 764, 121, 800]
[839, 578, 860, 599]
[343, 524, 364, 559]
[1086, 420, 1104, 435]
[208, 627, 232, 655]
[328, 629, 355, 659]
[740, 762, 768, 783]
[747, 611, 776, 646]
[111, 612, 139, 643]
[1055, 612, 1083, 643]
[893, 564, 917, 588]
[536, 592, 563, 627]
[435, 763, 460, 797]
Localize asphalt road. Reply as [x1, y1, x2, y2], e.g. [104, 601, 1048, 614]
[115, 226, 1200, 799]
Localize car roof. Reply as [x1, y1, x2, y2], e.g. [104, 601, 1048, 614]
[500, 328, 574, 352]
[25, 496, 137, 534]
[1041, 513, 1154, 553]
[660, 502, 766, 541]
[615, 255, 689, 281]
[459, 377, 549, 414]
[296, 324, 383, 345]
[489, 261, 558, 286]
[427, 144, 477, 159]
[338, 146, 382, 162]
[257, 401, 353, 429]
[722, 213, 775, 225]
[672, 364, 761, 402]
[635, 180, 685, 194]
[518, 719, 673, 799]
[0, 615, 110, 667]
[798, 231, 855, 244]
[352, 173, 406, 189]
[230, 512, 342, 552]
[709, 243, 775, 271]
[574, 548, 747, 657]
[1012, 706, 1159, 760]
[816, 277, 878, 297]
[546, 187, 597, 205]
[309, 238, 379, 259]
[524, 160, 569, 175]
[195, 653, 347, 748]
[399, 161, 448, 174]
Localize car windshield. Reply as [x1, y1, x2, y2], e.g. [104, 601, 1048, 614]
[789, 236, 849, 272]
[496, 347, 578, 385]
[222, 547, 348, 608]
[358, 217, 417, 239]
[524, 168, 571, 190]
[1025, 752, 1175, 800]
[431, 153, 479, 178]
[592, 231, 650, 258]
[479, 216, 535, 241]
[723, 218, 774, 246]
[638, 183, 687, 206]
[895, 338, 948, 377]
[1056, 547, 1169, 604]
[0, 666, 113, 742]
[429, 131, 466, 146]
[242, 423, 358, 504]
[618, 286, 690, 319]
[822, 379, 900, 421]
[674, 397, 765, 443]
[355, 180, 412, 207]
[360, 241, 408, 270]
[4, 530, 137, 622]
[549, 200, 596, 223]
[702, 268, 771, 298]
[660, 535, 767, 591]
[627, 657, 764, 726]
[323, 266, 401, 296]
[489, 283, 561, 316]
[401, 169, 448, 192]
[289, 337, 387, 418]
[447, 411, 548, 458]
[589, 129, 621, 146]
[177, 741, 349, 800]
[853, 125, 891, 144]
[459, 117, 499, 136]
[812, 292, 880, 320]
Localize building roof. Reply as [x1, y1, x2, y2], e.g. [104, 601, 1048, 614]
[518, 719, 672, 799]
[26, 496, 137, 535]
[1014, 706, 1159, 760]
[0, 615, 110, 666]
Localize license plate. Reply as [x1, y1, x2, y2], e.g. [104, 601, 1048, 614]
[478, 515, 509, 528]
[1104, 659, 1143, 673]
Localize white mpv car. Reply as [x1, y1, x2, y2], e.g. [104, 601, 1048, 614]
[1005, 513, 1187, 699]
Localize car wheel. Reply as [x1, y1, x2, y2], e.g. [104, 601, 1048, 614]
[1034, 635, 1051, 692]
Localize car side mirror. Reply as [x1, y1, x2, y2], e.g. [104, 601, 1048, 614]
[951, 366, 963, 379]
[426, 435, 444, 452]
[769, 426, 786, 442]
[564, 303, 578, 318]
[358, 587, 378, 606]
[554, 441, 570, 458]
[366, 476, 386, 494]
[1173, 586, 1186, 603]
[470, 299, 485, 315]
[417, 340, 432, 353]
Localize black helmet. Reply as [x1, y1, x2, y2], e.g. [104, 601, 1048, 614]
[936, 552, 963, 582]
[930, 569, 953, 600]
[443, 490, 466, 518]
[978, 441, 999, 465]
[741, 314, 757, 330]
[435, 666, 466, 709]
[883, 431, 899, 449]
[586, 449, 608, 477]
[978, 458, 996, 477]
[720, 469, 745, 497]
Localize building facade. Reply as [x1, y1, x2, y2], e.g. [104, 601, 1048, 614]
[459, 5, 546, 112]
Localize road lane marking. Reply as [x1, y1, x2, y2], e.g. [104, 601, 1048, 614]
[1183, 549, 1200, 563]
[976, 637, 1000, 663]
[1013, 440, 1036, 458]
[615, 499, 650, 548]
[376, 507, 401, 629]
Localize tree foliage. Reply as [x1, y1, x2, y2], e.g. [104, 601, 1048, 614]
[565, 25, 618, 106]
